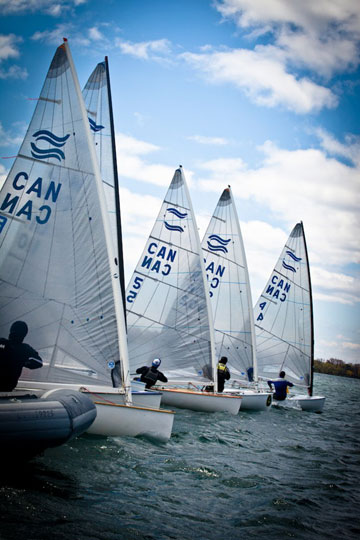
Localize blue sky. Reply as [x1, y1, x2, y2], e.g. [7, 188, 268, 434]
[0, 0, 359, 363]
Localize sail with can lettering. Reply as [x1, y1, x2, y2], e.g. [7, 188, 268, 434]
[126, 166, 217, 385]
[0, 40, 129, 393]
[201, 187, 257, 383]
[254, 222, 325, 411]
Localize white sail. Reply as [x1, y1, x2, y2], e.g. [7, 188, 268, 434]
[254, 222, 313, 391]
[201, 187, 257, 383]
[81, 58, 130, 388]
[0, 40, 128, 393]
[126, 167, 217, 387]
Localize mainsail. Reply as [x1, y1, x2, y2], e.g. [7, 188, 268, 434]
[82, 57, 126, 310]
[126, 167, 217, 387]
[254, 222, 313, 394]
[0, 40, 129, 394]
[201, 187, 257, 383]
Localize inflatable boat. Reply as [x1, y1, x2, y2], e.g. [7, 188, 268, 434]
[0, 388, 97, 460]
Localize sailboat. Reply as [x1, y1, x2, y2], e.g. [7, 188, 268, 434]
[81, 57, 162, 409]
[201, 187, 272, 411]
[126, 167, 241, 414]
[254, 222, 325, 412]
[0, 39, 174, 441]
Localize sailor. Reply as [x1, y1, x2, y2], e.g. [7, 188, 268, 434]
[0, 321, 43, 391]
[135, 358, 168, 389]
[247, 366, 254, 382]
[217, 356, 230, 392]
[267, 371, 294, 401]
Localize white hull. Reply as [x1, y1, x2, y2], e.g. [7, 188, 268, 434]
[224, 389, 272, 411]
[18, 380, 162, 409]
[288, 394, 326, 413]
[157, 387, 241, 414]
[87, 402, 174, 441]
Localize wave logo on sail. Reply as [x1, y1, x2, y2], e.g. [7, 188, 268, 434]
[282, 250, 302, 272]
[88, 118, 105, 132]
[31, 130, 70, 162]
[164, 207, 187, 233]
[207, 234, 231, 254]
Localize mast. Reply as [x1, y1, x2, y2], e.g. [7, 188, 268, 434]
[229, 187, 258, 384]
[104, 56, 127, 323]
[301, 221, 314, 396]
[64, 39, 132, 404]
[181, 166, 218, 391]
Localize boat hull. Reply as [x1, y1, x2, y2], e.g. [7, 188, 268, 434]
[157, 387, 241, 414]
[224, 389, 272, 411]
[18, 380, 162, 408]
[288, 394, 326, 413]
[0, 389, 96, 459]
[87, 402, 174, 442]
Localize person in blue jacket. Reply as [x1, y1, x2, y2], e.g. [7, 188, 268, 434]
[267, 371, 293, 401]
[0, 321, 42, 391]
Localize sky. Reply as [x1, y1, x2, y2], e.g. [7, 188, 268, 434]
[0, 0, 359, 363]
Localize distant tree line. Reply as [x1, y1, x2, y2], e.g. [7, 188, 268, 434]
[314, 358, 360, 379]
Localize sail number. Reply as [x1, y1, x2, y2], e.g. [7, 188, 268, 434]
[127, 276, 144, 303]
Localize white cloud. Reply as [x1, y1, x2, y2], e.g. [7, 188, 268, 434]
[181, 47, 337, 113]
[0, 163, 7, 190]
[342, 342, 360, 350]
[316, 128, 360, 166]
[0, 34, 21, 61]
[88, 26, 104, 42]
[0, 0, 87, 16]
[196, 134, 360, 307]
[0, 34, 27, 79]
[0, 64, 27, 79]
[215, 0, 360, 77]
[116, 132, 190, 188]
[187, 135, 229, 146]
[0, 121, 25, 147]
[31, 25, 90, 46]
[120, 187, 162, 283]
[115, 38, 171, 60]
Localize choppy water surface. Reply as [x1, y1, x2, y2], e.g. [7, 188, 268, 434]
[1, 374, 359, 540]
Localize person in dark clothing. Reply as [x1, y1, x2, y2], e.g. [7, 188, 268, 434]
[247, 366, 254, 382]
[0, 321, 42, 392]
[267, 370, 294, 401]
[217, 356, 230, 392]
[135, 358, 168, 389]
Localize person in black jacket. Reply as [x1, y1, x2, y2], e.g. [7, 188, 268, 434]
[217, 356, 230, 392]
[135, 358, 168, 389]
[0, 321, 43, 391]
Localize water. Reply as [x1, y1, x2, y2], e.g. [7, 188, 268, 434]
[1, 374, 359, 540]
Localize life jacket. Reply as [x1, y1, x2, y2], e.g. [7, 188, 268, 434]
[142, 367, 158, 385]
[217, 363, 228, 374]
